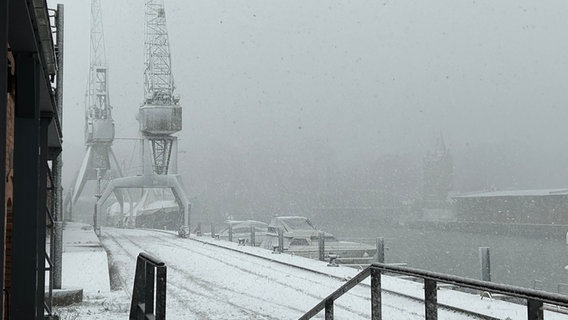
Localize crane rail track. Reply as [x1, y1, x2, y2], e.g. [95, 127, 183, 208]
[139, 228, 501, 320]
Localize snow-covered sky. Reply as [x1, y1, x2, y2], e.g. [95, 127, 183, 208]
[52, 0, 568, 214]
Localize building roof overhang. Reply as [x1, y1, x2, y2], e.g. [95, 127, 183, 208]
[452, 188, 568, 199]
[8, 0, 62, 153]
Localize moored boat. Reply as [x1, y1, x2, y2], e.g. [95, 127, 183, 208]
[260, 216, 376, 262]
[217, 220, 268, 246]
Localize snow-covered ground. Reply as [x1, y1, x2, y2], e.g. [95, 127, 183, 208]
[53, 223, 128, 319]
[54, 225, 568, 319]
[59, 223, 110, 294]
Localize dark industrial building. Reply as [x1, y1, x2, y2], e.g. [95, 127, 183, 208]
[2, 1, 64, 318]
[453, 189, 568, 225]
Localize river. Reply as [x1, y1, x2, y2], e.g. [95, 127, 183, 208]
[319, 219, 568, 294]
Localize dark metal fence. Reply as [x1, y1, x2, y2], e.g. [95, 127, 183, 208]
[299, 263, 568, 320]
[129, 253, 167, 320]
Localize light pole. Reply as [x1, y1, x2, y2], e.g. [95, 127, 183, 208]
[93, 168, 102, 236]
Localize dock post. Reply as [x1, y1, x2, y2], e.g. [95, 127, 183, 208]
[479, 247, 491, 281]
[319, 231, 325, 261]
[376, 237, 385, 263]
[278, 229, 284, 253]
[250, 225, 256, 246]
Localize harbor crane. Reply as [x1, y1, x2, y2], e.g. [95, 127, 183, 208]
[66, 0, 126, 220]
[95, 0, 190, 232]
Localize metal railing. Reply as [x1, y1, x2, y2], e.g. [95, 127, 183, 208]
[299, 263, 568, 320]
[129, 253, 167, 320]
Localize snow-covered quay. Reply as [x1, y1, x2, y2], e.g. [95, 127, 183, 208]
[55, 224, 568, 319]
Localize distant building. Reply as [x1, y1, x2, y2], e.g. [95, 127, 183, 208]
[421, 135, 454, 221]
[423, 135, 453, 202]
[452, 189, 568, 225]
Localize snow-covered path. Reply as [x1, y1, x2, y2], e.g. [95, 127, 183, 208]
[100, 227, 475, 319]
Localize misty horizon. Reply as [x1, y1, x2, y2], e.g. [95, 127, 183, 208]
[54, 0, 568, 221]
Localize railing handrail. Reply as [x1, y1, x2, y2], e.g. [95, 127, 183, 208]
[373, 263, 568, 307]
[129, 252, 167, 320]
[300, 263, 568, 320]
[138, 252, 165, 266]
[299, 265, 372, 320]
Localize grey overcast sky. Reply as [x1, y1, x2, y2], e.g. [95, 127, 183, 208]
[54, 0, 568, 193]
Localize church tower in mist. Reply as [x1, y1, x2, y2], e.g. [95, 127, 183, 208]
[423, 135, 453, 202]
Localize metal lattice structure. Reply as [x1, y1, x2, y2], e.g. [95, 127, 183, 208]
[150, 138, 173, 175]
[140, 0, 182, 175]
[87, 0, 111, 120]
[144, 0, 178, 106]
[95, 0, 190, 231]
[69, 0, 124, 214]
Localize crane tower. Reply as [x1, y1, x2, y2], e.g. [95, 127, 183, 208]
[69, 0, 124, 215]
[139, 0, 182, 174]
[95, 0, 190, 231]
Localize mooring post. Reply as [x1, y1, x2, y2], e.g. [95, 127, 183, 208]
[250, 225, 256, 246]
[211, 223, 215, 238]
[479, 247, 491, 282]
[319, 231, 325, 261]
[278, 229, 284, 253]
[376, 237, 385, 263]
[228, 224, 233, 242]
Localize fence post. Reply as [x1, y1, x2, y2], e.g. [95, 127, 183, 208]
[211, 223, 215, 238]
[325, 299, 334, 320]
[371, 267, 382, 320]
[130, 257, 145, 319]
[156, 266, 167, 320]
[229, 224, 233, 242]
[376, 237, 385, 263]
[527, 299, 543, 320]
[319, 231, 325, 261]
[479, 247, 491, 281]
[424, 279, 438, 320]
[250, 225, 256, 246]
[278, 229, 284, 253]
[145, 264, 155, 315]
[129, 254, 167, 320]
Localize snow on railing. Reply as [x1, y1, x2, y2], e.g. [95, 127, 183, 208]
[299, 263, 568, 320]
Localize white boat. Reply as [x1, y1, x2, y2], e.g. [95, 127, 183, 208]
[260, 216, 376, 261]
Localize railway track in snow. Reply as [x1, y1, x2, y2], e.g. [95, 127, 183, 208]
[102, 228, 378, 319]
[178, 230, 500, 320]
[101, 227, 516, 319]
[102, 229, 290, 319]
